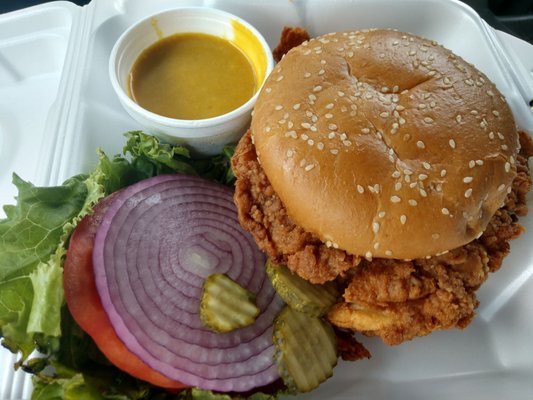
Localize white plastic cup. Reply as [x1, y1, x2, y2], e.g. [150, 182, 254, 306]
[109, 7, 274, 157]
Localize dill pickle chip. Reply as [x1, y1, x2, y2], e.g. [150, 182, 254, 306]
[200, 273, 259, 333]
[273, 306, 338, 393]
[266, 258, 340, 317]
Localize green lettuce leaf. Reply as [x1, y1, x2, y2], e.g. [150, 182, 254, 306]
[0, 174, 88, 358]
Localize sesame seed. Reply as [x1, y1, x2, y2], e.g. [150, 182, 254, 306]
[372, 222, 380, 234]
[326, 103, 334, 109]
[347, 51, 354, 58]
[329, 124, 338, 130]
[365, 251, 373, 260]
[396, 105, 405, 111]
[392, 171, 401, 178]
[492, 110, 500, 117]
[304, 72, 311, 78]
[310, 125, 317, 132]
[330, 149, 339, 155]
[422, 162, 431, 170]
[313, 85, 323, 92]
[418, 174, 428, 180]
[385, 250, 393, 256]
[469, 160, 476, 168]
[275, 105, 283, 111]
[276, 75, 284, 81]
[404, 168, 413, 175]
[378, 211, 386, 218]
[343, 140, 352, 146]
[501, 144, 508, 150]
[418, 103, 427, 109]
[408, 199, 418, 206]
[497, 132, 504, 140]
[399, 117, 406, 125]
[464, 188, 473, 198]
[325, 113, 333, 119]
[286, 149, 294, 157]
[265, 87, 272, 93]
[449, 139, 456, 149]
[373, 242, 380, 250]
[357, 185, 365, 193]
[288, 121, 294, 129]
[380, 112, 390, 118]
[487, 90, 494, 96]
[498, 184, 506, 191]
[338, 91, 345, 97]
[441, 207, 450, 215]
[419, 188, 428, 197]
[301, 122, 311, 129]
[365, 93, 373, 99]
[320, 59, 327, 64]
[463, 176, 473, 183]
[390, 195, 401, 203]
[505, 162, 511, 172]
[305, 111, 313, 118]
[417, 140, 426, 149]
[299, 159, 306, 167]
[361, 128, 370, 134]
[305, 164, 315, 171]
[381, 86, 389, 93]
[395, 182, 402, 191]
[308, 94, 317, 102]
[423, 117, 434, 124]
[307, 139, 314, 146]
[317, 142, 324, 150]
[301, 134, 309, 140]
[293, 103, 301, 110]
[318, 69, 325, 75]
[311, 115, 318, 123]
[400, 215, 407, 224]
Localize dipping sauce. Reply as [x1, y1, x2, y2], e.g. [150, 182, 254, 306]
[129, 32, 257, 120]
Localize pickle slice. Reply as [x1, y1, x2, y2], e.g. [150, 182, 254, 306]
[266, 258, 340, 317]
[273, 306, 337, 393]
[200, 273, 259, 333]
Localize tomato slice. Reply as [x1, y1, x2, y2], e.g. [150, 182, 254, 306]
[63, 194, 187, 390]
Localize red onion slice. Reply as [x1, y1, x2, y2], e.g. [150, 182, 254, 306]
[92, 175, 284, 392]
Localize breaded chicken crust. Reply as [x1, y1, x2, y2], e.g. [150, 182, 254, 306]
[233, 130, 533, 344]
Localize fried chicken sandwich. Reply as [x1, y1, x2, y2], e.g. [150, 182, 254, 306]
[232, 29, 533, 345]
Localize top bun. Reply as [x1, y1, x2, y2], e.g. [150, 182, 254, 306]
[251, 29, 519, 260]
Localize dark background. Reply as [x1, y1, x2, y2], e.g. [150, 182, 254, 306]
[1, 0, 532, 44]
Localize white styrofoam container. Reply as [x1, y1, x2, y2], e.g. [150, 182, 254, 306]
[1, 0, 532, 399]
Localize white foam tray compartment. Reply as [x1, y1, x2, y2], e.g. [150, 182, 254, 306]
[1, 0, 532, 399]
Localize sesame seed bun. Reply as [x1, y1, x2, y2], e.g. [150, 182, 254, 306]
[251, 29, 519, 260]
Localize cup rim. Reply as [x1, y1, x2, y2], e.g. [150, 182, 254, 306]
[108, 6, 274, 138]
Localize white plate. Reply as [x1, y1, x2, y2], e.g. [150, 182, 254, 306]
[1, 0, 533, 399]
